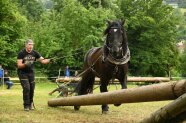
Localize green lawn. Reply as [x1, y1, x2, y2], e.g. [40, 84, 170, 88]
[0, 82, 171, 123]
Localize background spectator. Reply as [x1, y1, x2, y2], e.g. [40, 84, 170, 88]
[65, 65, 70, 78]
[4, 70, 14, 89]
[0, 64, 4, 84]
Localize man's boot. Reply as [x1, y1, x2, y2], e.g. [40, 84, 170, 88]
[29, 102, 34, 110]
[24, 106, 29, 111]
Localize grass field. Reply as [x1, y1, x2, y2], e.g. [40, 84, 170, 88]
[0, 82, 172, 123]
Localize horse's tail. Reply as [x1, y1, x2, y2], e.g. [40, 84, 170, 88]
[75, 69, 95, 95]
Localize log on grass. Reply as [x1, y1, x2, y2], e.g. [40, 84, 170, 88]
[56, 77, 170, 83]
[48, 80, 186, 107]
[169, 111, 186, 123]
[141, 93, 186, 123]
[127, 77, 170, 82]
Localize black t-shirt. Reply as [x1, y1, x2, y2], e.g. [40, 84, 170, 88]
[17, 49, 41, 73]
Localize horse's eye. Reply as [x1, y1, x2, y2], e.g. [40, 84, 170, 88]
[108, 40, 113, 45]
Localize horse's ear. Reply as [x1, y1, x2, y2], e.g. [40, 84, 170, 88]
[120, 19, 125, 25]
[107, 20, 112, 26]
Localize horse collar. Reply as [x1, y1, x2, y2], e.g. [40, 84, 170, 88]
[107, 47, 130, 65]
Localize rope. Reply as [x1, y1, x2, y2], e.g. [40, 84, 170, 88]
[59, 54, 103, 96]
[49, 51, 83, 62]
[32, 47, 85, 63]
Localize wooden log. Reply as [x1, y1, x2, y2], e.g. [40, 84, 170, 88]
[128, 77, 170, 82]
[169, 111, 186, 123]
[48, 80, 186, 107]
[56, 77, 170, 83]
[141, 93, 186, 123]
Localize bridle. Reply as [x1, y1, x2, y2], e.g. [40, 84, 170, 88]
[104, 26, 130, 65]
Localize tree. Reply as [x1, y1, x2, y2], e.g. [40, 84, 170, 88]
[14, 0, 45, 21]
[180, 45, 186, 76]
[118, 0, 180, 76]
[0, 0, 27, 69]
[174, 8, 186, 41]
[18, 0, 117, 76]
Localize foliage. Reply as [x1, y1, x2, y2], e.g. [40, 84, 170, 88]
[172, 8, 186, 77]
[78, 0, 117, 8]
[0, 0, 27, 69]
[14, 0, 45, 21]
[118, 0, 180, 76]
[0, 0, 183, 77]
[174, 8, 186, 41]
[26, 0, 116, 73]
[180, 45, 186, 76]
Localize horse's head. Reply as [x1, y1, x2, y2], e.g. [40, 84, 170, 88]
[104, 20, 127, 59]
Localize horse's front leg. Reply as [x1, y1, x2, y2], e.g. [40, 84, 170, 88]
[114, 74, 127, 107]
[120, 74, 127, 89]
[100, 80, 109, 114]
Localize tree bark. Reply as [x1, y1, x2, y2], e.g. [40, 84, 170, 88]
[56, 77, 170, 83]
[141, 93, 186, 123]
[48, 80, 186, 107]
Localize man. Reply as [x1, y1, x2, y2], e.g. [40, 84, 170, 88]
[17, 39, 50, 111]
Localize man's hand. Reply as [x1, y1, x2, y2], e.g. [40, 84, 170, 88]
[24, 61, 33, 68]
[48, 59, 53, 63]
[40, 59, 50, 64]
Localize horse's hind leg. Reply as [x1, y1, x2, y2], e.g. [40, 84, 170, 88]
[77, 71, 95, 95]
[100, 80, 109, 114]
[74, 71, 95, 111]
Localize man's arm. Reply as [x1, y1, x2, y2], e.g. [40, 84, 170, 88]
[38, 57, 50, 64]
[17, 59, 26, 69]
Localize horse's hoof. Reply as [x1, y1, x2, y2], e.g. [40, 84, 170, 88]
[74, 106, 80, 111]
[102, 110, 109, 114]
[114, 104, 121, 107]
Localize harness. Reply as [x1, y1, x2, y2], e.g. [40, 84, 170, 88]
[87, 47, 102, 78]
[106, 46, 130, 65]
[104, 24, 130, 65]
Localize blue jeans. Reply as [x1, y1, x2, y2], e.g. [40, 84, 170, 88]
[5, 81, 13, 89]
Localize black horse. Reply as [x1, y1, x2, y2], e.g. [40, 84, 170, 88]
[74, 20, 130, 113]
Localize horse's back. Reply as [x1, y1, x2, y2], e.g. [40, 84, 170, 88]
[84, 47, 102, 67]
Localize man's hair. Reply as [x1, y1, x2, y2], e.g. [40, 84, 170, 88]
[25, 39, 34, 45]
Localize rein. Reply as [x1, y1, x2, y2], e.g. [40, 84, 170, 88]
[61, 54, 103, 95]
